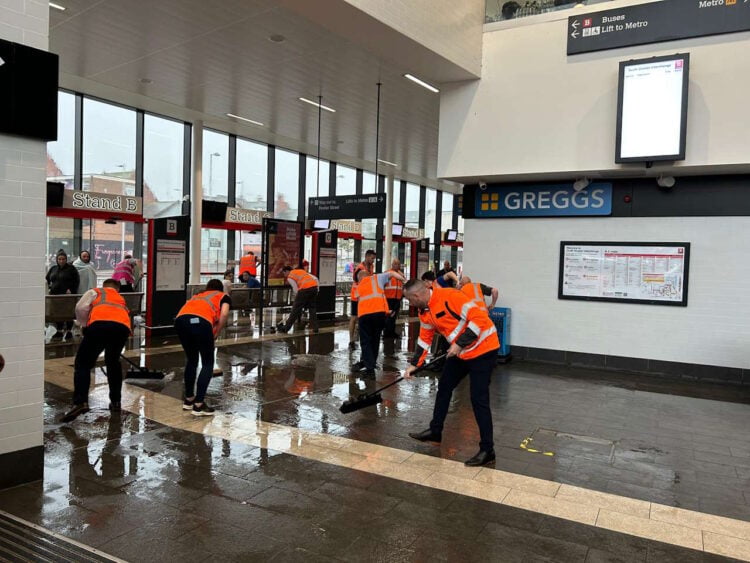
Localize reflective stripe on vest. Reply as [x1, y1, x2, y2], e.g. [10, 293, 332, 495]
[287, 269, 317, 290]
[88, 287, 131, 331]
[240, 254, 257, 277]
[350, 262, 373, 302]
[384, 269, 404, 299]
[177, 291, 225, 326]
[356, 275, 388, 316]
[463, 283, 487, 310]
[112, 260, 134, 284]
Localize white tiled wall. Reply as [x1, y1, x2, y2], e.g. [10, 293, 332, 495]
[0, 0, 49, 456]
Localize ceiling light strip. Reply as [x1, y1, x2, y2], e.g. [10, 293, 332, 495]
[403, 73, 439, 93]
[377, 158, 398, 167]
[49, 2, 66, 10]
[299, 97, 336, 113]
[226, 113, 264, 126]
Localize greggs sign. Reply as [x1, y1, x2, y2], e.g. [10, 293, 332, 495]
[63, 190, 142, 215]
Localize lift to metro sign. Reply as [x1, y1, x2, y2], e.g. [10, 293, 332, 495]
[475, 183, 612, 218]
[308, 194, 386, 220]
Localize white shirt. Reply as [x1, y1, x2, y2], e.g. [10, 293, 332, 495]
[74, 289, 99, 327]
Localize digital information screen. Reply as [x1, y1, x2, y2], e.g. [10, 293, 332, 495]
[558, 241, 690, 306]
[616, 54, 689, 163]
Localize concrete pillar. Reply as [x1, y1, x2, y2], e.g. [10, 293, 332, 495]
[383, 173, 394, 269]
[189, 121, 203, 284]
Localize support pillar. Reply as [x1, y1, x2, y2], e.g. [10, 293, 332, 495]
[189, 121, 203, 284]
[383, 173, 394, 269]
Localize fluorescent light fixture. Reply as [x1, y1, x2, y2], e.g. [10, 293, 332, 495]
[299, 97, 336, 113]
[403, 73, 439, 93]
[49, 2, 66, 10]
[377, 158, 398, 167]
[572, 178, 590, 192]
[226, 113, 264, 126]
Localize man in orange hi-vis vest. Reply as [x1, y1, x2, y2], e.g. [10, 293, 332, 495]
[277, 265, 320, 334]
[61, 279, 132, 422]
[458, 276, 499, 311]
[403, 278, 500, 467]
[239, 250, 259, 277]
[348, 249, 376, 350]
[174, 279, 231, 416]
[351, 268, 406, 378]
[382, 258, 405, 339]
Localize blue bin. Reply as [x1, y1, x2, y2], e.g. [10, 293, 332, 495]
[489, 307, 511, 361]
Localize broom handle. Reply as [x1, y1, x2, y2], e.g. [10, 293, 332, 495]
[365, 353, 447, 398]
[120, 354, 142, 369]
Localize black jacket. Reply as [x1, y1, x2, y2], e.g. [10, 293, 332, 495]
[46, 263, 80, 295]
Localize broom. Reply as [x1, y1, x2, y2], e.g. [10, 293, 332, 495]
[121, 353, 166, 379]
[339, 354, 446, 414]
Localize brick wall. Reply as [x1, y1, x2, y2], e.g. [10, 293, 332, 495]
[0, 0, 49, 458]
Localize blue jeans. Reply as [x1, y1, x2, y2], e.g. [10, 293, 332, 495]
[175, 315, 215, 403]
[429, 349, 497, 451]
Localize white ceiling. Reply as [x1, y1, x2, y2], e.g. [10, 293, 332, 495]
[50, 0, 463, 191]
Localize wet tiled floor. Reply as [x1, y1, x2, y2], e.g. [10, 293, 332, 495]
[12, 321, 750, 560]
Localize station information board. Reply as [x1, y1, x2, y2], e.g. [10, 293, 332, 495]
[558, 242, 690, 306]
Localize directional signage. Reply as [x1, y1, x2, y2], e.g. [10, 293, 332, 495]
[63, 189, 142, 215]
[308, 194, 386, 220]
[568, 0, 750, 55]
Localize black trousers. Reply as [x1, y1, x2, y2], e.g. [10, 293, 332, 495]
[358, 312, 385, 370]
[73, 321, 130, 405]
[175, 315, 215, 403]
[283, 287, 319, 331]
[429, 349, 497, 452]
[383, 298, 401, 337]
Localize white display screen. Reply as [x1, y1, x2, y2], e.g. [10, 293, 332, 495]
[313, 219, 330, 229]
[617, 55, 688, 163]
[392, 224, 404, 236]
[445, 230, 457, 241]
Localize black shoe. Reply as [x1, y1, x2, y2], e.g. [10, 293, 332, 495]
[464, 450, 496, 467]
[182, 398, 195, 410]
[350, 361, 365, 372]
[61, 403, 89, 423]
[51, 331, 64, 341]
[109, 402, 121, 412]
[276, 323, 289, 334]
[362, 368, 376, 379]
[408, 429, 442, 443]
[192, 402, 216, 416]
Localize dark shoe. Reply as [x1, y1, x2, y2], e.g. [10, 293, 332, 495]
[464, 450, 496, 467]
[350, 361, 365, 372]
[408, 429, 442, 443]
[192, 402, 216, 416]
[108, 402, 121, 412]
[51, 331, 64, 341]
[362, 368, 376, 379]
[61, 403, 89, 423]
[276, 323, 289, 334]
[182, 398, 195, 411]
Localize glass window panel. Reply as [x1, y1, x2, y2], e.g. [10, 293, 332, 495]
[337, 239, 355, 283]
[236, 139, 268, 210]
[47, 91, 75, 188]
[425, 188, 437, 241]
[442, 191, 454, 232]
[201, 228, 228, 280]
[234, 231, 262, 279]
[336, 164, 356, 195]
[143, 114, 184, 218]
[82, 219, 137, 286]
[456, 247, 464, 277]
[274, 148, 299, 220]
[305, 156, 329, 214]
[405, 183, 420, 227]
[46, 217, 74, 270]
[393, 181, 401, 223]
[202, 130, 229, 202]
[82, 98, 136, 196]
[362, 219, 377, 240]
[362, 171, 377, 194]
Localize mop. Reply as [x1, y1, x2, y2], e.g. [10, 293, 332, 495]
[339, 354, 446, 413]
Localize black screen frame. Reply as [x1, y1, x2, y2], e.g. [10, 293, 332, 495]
[558, 240, 690, 307]
[615, 53, 690, 164]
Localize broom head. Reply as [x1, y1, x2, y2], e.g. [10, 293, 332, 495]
[339, 393, 383, 413]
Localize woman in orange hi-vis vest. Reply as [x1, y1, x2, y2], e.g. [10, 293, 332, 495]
[403, 278, 500, 467]
[277, 266, 320, 334]
[174, 279, 231, 416]
[351, 268, 406, 378]
[61, 279, 132, 422]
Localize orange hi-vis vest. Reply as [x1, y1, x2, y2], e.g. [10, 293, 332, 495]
[384, 269, 404, 300]
[414, 286, 499, 366]
[350, 261, 373, 302]
[239, 254, 257, 277]
[177, 290, 225, 326]
[462, 282, 488, 310]
[356, 275, 389, 317]
[88, 287, 132, 331]
[287, 268, 318, 290]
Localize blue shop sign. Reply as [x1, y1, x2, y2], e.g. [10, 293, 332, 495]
[475, 183, 612, 218]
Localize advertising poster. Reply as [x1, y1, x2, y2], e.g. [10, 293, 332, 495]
[263, 219, 303, 287]
[559, 242, 690, 306]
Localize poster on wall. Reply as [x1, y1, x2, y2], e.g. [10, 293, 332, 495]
[262, 218, 303, 287]
[558, 241, 690, 306]
[155, 239, 186, 291]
